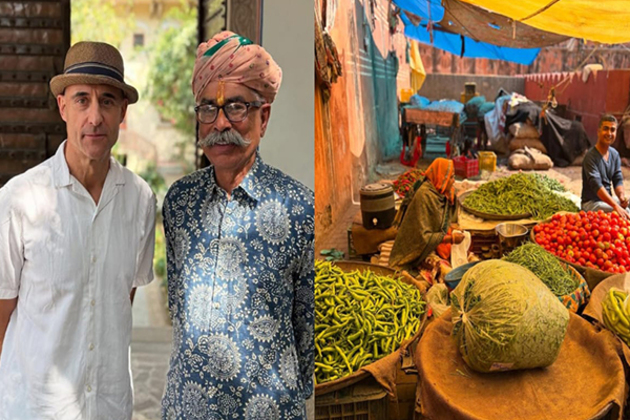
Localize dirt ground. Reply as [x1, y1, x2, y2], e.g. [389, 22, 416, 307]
[375, 158, 630, 198]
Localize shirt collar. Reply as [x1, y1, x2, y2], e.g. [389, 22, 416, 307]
[52, 140, 126, 189]
[52, 140, 72, 188]
[207, 152, 265, 202]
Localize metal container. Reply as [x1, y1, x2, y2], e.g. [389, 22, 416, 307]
[495, 223, 529, 255]
[360, 183, 396, 230]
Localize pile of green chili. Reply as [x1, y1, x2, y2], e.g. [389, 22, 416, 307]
[503, 243, 578, 296]
[462, 173, 578, 220]
[531, 173, 566, 193]
[314, 260, 426, 384]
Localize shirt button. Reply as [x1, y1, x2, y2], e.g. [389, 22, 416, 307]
[214, 303, 220, 309]
[91, 255, 97, 264]
[87, 385, 92, 392]
[91, 299, 96, 306]
[89, 343, 94, 351]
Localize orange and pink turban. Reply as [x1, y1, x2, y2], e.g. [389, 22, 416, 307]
[192, 31, 283, 104]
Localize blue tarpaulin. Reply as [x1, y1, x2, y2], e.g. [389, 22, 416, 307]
[394, 0, 540, 65]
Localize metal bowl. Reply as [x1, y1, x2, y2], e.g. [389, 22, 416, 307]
[496, 223, 529, 255]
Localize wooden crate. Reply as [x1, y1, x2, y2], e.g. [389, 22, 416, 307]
[403, 108, 459, 127]
[315, 376, 390, 420]
[469, 230, 499, 258]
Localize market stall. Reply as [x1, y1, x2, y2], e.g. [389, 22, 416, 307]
[320, 163, 630, 419]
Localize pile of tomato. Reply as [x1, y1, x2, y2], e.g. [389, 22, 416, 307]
[533, 210, 630, 274]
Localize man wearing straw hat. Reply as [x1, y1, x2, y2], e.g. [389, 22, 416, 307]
[0, 41, 156, 419]
[160, 31, 314, 418]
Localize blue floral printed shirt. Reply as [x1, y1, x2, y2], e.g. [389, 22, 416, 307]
[161, 153, 314, 420]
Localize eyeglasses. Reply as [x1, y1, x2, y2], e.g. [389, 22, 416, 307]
[194, 101, 264, 124]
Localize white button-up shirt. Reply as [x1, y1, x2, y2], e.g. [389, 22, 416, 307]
[0, 141, 156, 420]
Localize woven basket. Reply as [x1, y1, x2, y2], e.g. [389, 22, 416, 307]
[315, 260, 427, 396]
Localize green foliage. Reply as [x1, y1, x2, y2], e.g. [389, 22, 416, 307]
[138, 163, 167, 282]
[144, 2, 197, 139]
[154, 224, 167, 280]
[138, 162, 167, 197]
[320, 248, 345, 261]
[71, 0, 135, 47]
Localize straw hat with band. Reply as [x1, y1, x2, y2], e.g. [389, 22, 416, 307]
[50, 41, 139, 104]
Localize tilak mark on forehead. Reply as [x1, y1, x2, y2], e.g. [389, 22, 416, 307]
[204, 35, 253, 106]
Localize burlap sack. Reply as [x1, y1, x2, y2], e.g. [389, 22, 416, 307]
[583, 273, 630, 328]
[509, 137, 547, 154]
[414, 309, 627, 420]
[509, 122, 540, 139]
[508, 147, 553, 170]
[351, 221, 398, 255]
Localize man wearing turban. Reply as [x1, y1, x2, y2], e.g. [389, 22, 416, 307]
[160, 31, 314, 419]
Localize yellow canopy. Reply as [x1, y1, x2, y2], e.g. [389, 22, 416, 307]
[459, 0, 630, 44]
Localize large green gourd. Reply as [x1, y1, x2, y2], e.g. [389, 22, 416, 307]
[451, 260, 569, 373]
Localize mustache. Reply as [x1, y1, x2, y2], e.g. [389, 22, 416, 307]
[198, 130, 251, 147]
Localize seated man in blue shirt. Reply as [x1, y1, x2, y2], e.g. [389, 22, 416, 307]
[582, 114, 630, 219]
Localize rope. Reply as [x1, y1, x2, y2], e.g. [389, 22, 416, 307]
[519, 0, 562, 22]
[540, 44, 600, 116]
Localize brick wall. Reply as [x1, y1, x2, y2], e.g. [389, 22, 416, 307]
[0, 0, 69, 187]
[417, 39, 630, 76]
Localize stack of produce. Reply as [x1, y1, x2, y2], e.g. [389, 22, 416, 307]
[463, 173, 578, 219]
[534, 211, 630, 273]
[602, 288, 630, 346]
[503, 243, 578, 296]
[315, 260, 426, 384]
[451, 260, 569, 373]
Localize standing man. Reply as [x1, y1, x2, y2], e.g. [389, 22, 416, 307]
[0, 42, 156, 419]
[161, 31, 314, 419]
[582, 114, 630, 219]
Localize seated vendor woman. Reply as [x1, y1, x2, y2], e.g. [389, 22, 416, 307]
[582, 114, 630, 220]
[389, 158, 464, 269]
